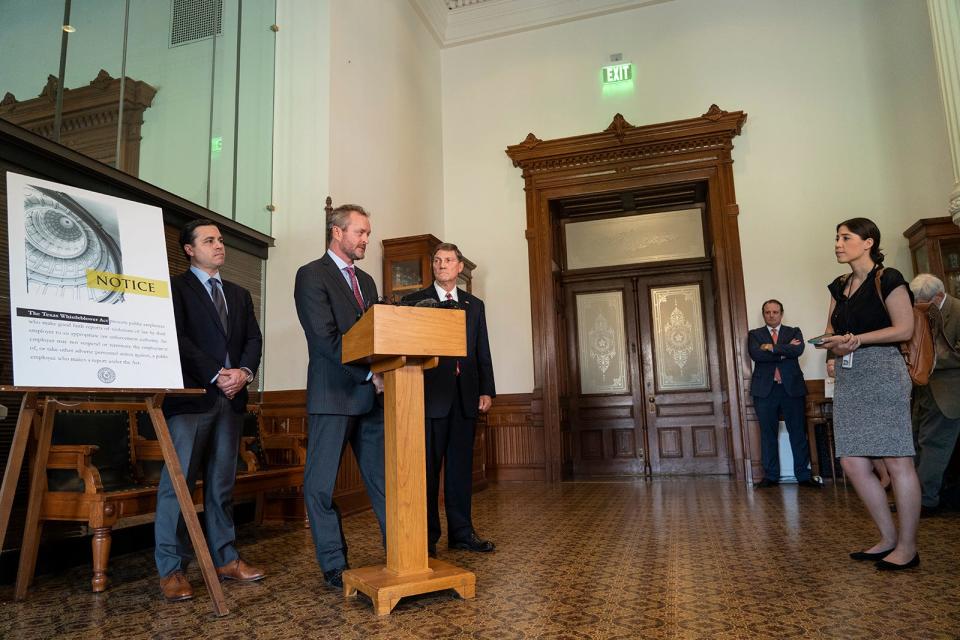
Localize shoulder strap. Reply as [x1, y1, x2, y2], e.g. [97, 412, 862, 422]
[874, 268, 885, 310]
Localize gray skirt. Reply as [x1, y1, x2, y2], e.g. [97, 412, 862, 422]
[833, 345, 914, 458]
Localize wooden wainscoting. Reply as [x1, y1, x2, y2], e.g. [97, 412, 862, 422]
[257, 390, 367, 520]
[257, 389, 493, 520]
[743, 378, 828, 482]
[480, 393, 544, 481]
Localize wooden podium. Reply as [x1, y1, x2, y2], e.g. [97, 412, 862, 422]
[340, 305, 476, 615]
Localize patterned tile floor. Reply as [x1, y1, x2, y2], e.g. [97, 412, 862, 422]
[0, 478, 958, 639]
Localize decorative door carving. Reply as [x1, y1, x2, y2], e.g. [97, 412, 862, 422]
[506, 107, 752, 482]
[565, 279, 647, 476]
[639, 271, 727, 474]
[564, 268, 727, 477]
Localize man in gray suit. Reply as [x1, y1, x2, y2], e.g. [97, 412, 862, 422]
[294, 204, 387, 588]
[909, 274, 960, 517]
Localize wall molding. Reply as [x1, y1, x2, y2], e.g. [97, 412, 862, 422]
[410, 0, 676, 48]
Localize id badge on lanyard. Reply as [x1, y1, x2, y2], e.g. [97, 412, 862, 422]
[841, 353, 853, 369]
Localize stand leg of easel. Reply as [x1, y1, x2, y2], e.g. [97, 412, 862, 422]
[0, 393, 37, 559]
[342, 363, 475, 615]
[145, 394, 229, 617]
[14, 399, 56, 599]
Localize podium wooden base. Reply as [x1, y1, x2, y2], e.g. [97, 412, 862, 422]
[343, 560, 476, 616]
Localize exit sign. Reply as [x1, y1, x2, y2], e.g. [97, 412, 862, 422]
[602, 63, 633, 84]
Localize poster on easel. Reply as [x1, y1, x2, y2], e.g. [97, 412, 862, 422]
[5, 171, 183, 388]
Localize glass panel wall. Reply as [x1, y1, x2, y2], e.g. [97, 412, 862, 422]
[0, 0, 275, 236]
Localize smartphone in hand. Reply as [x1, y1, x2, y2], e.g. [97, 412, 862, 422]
[807, 333, 833, 345]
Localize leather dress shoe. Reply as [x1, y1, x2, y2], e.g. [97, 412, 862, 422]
[428, 543, 437, 558]
[798, 478, 824, 488]
[876, 553, 920, 571]
[920, 505, 941, 518]
[159, 571, 193, 602]
[216, 558, 266, 582]
[849, 548, 895, 561]
[449, 531, 495, 553]
[754, 478, 779, 488]
[323, 567, 345, 588]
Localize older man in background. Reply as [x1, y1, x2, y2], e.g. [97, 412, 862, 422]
[909, 274, 960, 517]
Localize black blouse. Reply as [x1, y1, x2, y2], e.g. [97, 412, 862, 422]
[827, 265, 913, 345]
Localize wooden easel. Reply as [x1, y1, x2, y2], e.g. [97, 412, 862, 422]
[340, 305, 476, 615]
[0, 386, 230, 617]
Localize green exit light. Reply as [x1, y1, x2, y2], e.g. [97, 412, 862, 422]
[602, 63, 633, 84]
[211, 136, 223, 155]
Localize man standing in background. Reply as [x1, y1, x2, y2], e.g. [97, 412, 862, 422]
[748, 299, 819, 488]
[909, 274, 960, 517]
[402, 243, 496, 556]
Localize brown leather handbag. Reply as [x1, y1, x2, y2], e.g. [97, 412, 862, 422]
[874, 270, 958, 386]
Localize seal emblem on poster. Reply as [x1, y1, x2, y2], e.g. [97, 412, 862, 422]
[97, 367, 117, 383]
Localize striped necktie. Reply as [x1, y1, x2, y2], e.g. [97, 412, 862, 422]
[345, 265, 364, 309]
[209, 278, 228, 332]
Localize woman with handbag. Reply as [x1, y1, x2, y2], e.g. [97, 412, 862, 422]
[818, 217, 921, 570]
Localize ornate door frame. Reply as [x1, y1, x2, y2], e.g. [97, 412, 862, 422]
[505, 106, 752, 483]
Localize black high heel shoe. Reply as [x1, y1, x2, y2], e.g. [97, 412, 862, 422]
[875, 553, 920, 571]
[849, 548, 895, 561]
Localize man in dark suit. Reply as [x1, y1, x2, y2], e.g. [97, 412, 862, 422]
[748, 299, 818, 488]
[156, 219, 265, 602]
[294, 204, 386, 589]
[909, 274, 960, 517]
[402, 243, 496, 555]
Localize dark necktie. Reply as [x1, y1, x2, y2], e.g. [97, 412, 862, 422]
[446, 292, 461, 376]
[771, 328, 781, 383]
[209, 278, 228, 332]
[346, 265, 364, 309]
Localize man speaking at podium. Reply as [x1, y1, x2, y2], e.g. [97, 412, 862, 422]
[402, 243, 496, 556]
[157, 219, 265, 602]
[294, 204, 387, 589]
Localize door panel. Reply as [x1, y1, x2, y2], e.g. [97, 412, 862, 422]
[638, 271, 727, 474]
[563, 270, 729, 477]
[565, 279, 647, 476]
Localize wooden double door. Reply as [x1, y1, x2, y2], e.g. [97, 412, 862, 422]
[563, 267, 730, 477]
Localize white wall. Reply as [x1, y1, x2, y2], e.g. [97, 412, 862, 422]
[328, 0, 445, 274]
[440, 0, 952, 391]
[263, 0, 444, 390]
[262, 0, 332, 391]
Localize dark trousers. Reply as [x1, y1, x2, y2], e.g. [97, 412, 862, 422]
[754, 385, 811, 482]
[426, 386, 477, 545]
[304, 409, 387, 572]
[913, 385, 960, 508]
[155, 394, 241, 577]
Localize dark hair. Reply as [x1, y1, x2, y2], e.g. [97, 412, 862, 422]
[837, 217, 884, 264]
[180, 218, 219, 258]
[432, 242, 464, 262]
[327, 204, 369, 245]
[761, 299, 783, 314]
